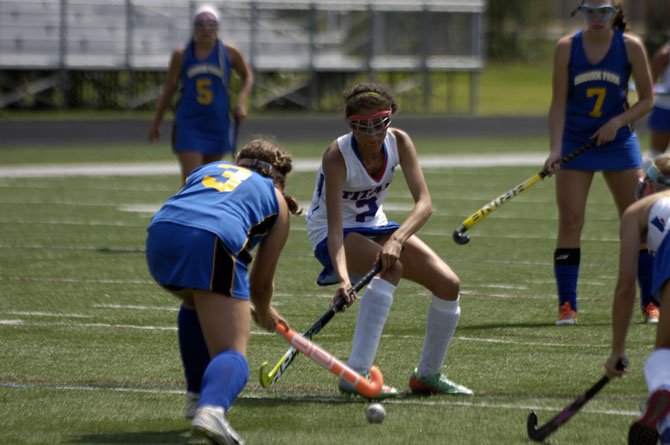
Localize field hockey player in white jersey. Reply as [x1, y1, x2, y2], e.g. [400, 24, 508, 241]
[603, 155, 670, 444]
[305, 82, 473, 398]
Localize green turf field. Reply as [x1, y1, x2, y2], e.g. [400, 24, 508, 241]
[0, 135, 655, 444]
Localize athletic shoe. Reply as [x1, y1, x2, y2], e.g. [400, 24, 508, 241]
[643, 303, 660, 324]
[659, 416, 670, 445]
[628, 389, 670, 445]
[555, 302, 577, 326]
[409, 368, 474, 396]
[191, 405, 244, 445]
[338, 372, 399, 399]
[184, 391, 199, 420]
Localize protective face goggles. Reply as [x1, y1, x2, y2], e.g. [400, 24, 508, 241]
[635, 164, 670, 199]
[578, 4, 616, 21]
[347, 110, 392, 136]
[195, 18, 219, 30]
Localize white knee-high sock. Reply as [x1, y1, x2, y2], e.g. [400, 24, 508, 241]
[347, 277, 395, 373]
[417, 295, 461, 377]
[643, 348, 670, 394]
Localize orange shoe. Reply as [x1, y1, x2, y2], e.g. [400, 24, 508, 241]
[555, 302, 577, 326]
[643, 303, 660, 324]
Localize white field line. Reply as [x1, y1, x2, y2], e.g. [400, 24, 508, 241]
[0, 381, 640, 417]
[0, 274, 607, 296]
[92, 303, 178, 311]
[0, 276, 154, 285]
[0, 154, 547, 178]
[0, 316, 609, 348]
[4, 310, 92, 318]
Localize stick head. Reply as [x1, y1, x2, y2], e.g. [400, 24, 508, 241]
[526, 411, 543, 442]
[358, 365, 384, 399]
[452, 227, 471, 245]
[259, 361, 272, 388]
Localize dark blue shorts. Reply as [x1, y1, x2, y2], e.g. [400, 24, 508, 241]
[649, 106, 670, 133]
[146, 222, 249, 299]
[313, 223, 399, 286]
[652, 234, 670, 302]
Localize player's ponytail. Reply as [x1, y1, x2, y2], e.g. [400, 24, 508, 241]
[611, 1, 628, 32]
[236, 138, 301, 215]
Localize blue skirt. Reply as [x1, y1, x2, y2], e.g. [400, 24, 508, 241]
[313, 222, 399, 286]
[146, 221, 250, 299]
[652, 234, 670, 302]
[561, 133, 642, 171]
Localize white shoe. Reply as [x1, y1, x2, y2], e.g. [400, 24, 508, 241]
[184, 392, 199, 420]
[191, 405, 244, 445]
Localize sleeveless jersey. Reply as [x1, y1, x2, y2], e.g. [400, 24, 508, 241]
[647, 196, 670, 255]
[306, 131, 400, 249]
[564, 30, 632, 143]
[175, 40, 232, 139]
[149, 161, 279, 258]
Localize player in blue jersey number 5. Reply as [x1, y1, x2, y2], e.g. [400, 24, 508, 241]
[306, 82, 473, 399]
[149, 4, 254, 185]
[543, 0, 654, 325]
[146, 138, 299, 444]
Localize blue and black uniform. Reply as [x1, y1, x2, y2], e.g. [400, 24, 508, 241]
[173, 41, 234, 156]
[146, 161, 279, 299]
[146, 161, 279, 403]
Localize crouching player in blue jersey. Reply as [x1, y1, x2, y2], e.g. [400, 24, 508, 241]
[603, 155, 670, 445]
[146, 138, 300, 444]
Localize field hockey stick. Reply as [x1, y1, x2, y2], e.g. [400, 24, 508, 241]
[275, 320, 383, 398]
[259, 260, 382, 388]
[452, 138, 597, 245]
[526, 357, 628, 442]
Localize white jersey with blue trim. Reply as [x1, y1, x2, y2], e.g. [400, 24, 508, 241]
[647, 196, 670, 255]
[306, 131, 399, 250]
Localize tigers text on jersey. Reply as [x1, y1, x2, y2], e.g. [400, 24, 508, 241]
[306, 132, 400, 250]
[149, 161, 279, 259]
[564, 29, 632, 143]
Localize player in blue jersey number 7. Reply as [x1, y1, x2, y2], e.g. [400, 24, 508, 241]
[146, 138, 300, 445]
[305, 82, 473, 398]
[543, 0, 654, 325]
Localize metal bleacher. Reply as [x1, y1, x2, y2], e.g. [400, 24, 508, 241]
[0, 0, 487, 112]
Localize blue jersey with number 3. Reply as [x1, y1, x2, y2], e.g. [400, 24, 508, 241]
[149, 162, 278, 256]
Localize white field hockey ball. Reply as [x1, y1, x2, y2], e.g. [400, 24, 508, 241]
[365, 403, 385, 424]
